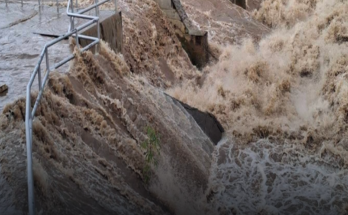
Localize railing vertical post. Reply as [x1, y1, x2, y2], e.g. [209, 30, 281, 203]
[95, 0, 100, 54]
[95, 0, 99, 16]
[25, 90, 35, 215]
[45, 50, 50, 74]
[56, 0, 59, 14]
[5, 0, 8, 7]
[38, 66, 42, 90]
[96, 19, 100, 54]
[21, 0, 23, 7]
[70, 0, 75, 31]
[38, 0, 41, 9]
[115, 0, 117, 12]
[75, 29, 80, 50]
[76, 0, 78, 11]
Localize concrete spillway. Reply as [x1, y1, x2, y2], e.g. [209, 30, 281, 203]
[154, 0, 209, 69]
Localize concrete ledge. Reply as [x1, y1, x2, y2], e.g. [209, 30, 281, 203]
[166, 94, 224, 145]
[177, 32, 209, 69]
[162, 9, 181, 20]
[155, 0, 209, 69]
[80, 11, 123, 54]
[156, 0, 173, 9]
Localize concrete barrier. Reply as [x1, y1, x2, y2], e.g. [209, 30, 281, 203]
[166, 94, 224, 145]
[231, 0, 246, 9]
[155, 0, 209, 69]
[176, 32, 209, 70]
[80, 11, 123, 54]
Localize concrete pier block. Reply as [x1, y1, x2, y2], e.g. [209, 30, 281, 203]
[80, 11, 123, 54]
[154, 0, 173, 9]
[154, 0, 209, 69]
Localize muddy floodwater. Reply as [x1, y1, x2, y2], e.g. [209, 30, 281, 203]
[0, 2, 113, 111]
[2, 0, 348, 214]
[0, 2, 70, 111]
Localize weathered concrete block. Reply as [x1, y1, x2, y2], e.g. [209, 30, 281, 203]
[80, 11, 123, 54]
[162, 9, 181, 20]
[177, 31, 209, 69]
[167, 94, 224, 145]
[154, 0, 173, 9]
[155, 0, 210, 69]
[231, 0, 246, 9]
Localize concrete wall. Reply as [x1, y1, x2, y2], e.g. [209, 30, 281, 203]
[232, 0, 246, 9]
[177, 32, 209, 70]
[154, 0, 209, 69]
[80, 11, 123, 54]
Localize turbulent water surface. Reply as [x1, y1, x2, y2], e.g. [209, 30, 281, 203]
[2, 0, 348, 214]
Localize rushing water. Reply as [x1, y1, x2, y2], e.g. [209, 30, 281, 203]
[208, 138, 348, 214]
[2, 0, 348, 214]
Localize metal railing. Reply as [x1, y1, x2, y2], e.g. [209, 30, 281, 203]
[24, 0, 117, 215]
[5, 0, 24, 7]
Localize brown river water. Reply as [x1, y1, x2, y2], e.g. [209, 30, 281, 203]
[2, 0, 348, 214]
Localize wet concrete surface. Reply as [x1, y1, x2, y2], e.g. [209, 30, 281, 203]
[0, 1, 114, 111]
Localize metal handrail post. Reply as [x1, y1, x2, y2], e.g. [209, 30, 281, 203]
[45, 50, 49, 74]
[21, 0, 23, 7]
[70, 0, 75, 31]
[5, 0, 8, 7]
[95, 0, 99, 54]
[56, 0, 59, 14]
[38, 66, 42, 90]
[96, 19, 100, 53]
[76, 29, 80, 50]
[95, 0, 99, 16]
[25, 90, 35, 215]
[75, 0, 78, 11]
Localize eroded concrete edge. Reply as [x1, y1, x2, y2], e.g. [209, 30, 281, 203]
[154, 0, 209, 69]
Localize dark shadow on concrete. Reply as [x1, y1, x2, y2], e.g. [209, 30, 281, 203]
[166, 94, 224, 145]
[232, 0, 246, 9]
[176, 32, 209, 70]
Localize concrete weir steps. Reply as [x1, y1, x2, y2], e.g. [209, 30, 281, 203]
[18, 1, 121, 215]
[168, 95, 224, 145]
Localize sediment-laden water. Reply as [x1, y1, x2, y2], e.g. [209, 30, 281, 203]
[1, 0, 348, 214]
[170, 0, 348, 214]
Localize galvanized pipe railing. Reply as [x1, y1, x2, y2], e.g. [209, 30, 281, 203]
[4, 0, 23, 7]
[25, 0, 117, 215]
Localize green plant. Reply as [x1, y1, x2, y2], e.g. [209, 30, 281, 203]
[141, 126, 161, 183]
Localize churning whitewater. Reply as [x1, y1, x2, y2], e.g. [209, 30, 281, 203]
[1, 0, 348, 214]
[170, 0, 348, 214]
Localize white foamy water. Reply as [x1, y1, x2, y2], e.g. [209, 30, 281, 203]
[209, 137, 348, 215]
[0, 165, 21, 215]
[3, 0, 348, 214]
